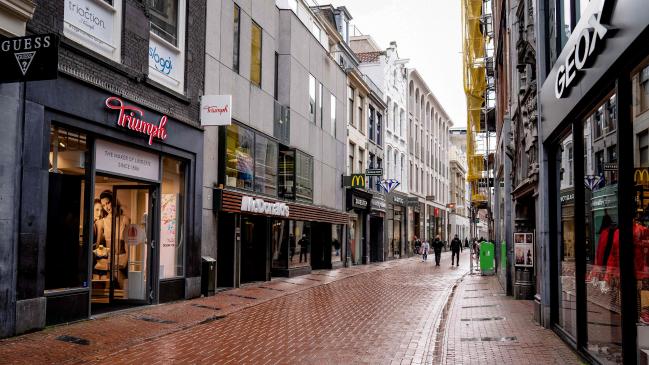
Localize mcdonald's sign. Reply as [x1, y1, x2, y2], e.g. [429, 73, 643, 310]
[635, 168, 649, 185]
[342, 174, 366, 188]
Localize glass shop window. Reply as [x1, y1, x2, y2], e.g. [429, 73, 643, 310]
[254, 134, 278, 196]
[225, 124, 254, 190]
[632, 57, 649, 359]
[45, 126, 89, 291]
[160, 157, 186, 279]
[149, 0, 179, 45]
[251, 22, 262, 87]
[295, 151, 313, 203]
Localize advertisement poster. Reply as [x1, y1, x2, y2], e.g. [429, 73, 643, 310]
[160, 193, 178, 279]
[64, 0, 115, 50]
[149, 36, 183, 91]
[514, 232, 534, 268]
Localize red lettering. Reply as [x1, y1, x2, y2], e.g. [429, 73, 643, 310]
[105, 97, 170, 145]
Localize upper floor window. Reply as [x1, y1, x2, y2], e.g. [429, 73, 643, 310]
[368, 106, 375, 141]
[376, 112, 382, 146]
[319, 83, 324, 128]
[309, 74, 316, 123]
[348, 87, 355, 127]
[147, 0, 186, 93]
[233, 4, 241, 73]
[251, 22, 262, 87]
[330, 95, 337, 137]
[64, 0, 123, 61]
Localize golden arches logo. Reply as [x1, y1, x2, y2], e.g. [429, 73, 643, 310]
[351, 174, 365, 188]
[635, 169, 649, 185]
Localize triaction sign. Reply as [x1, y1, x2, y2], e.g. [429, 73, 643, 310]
[105, 97, 169, 145]
[241, 196, 290, 217]
[554, 0, 612, 99]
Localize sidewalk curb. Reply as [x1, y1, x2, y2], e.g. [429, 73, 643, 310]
[435, 272, 468, 365]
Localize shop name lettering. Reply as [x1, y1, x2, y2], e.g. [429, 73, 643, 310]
[68, 1, 106, 31]
[241, 196, 289, 217]
[0, 35, 51, 52]
[555, 0, 611, 98]
[149, 46, 173, 75]
[105, 97, 168, 145]
[103, 150, 151, 172]
[203, 105, 229, 114]
[354, 198, 367, 207]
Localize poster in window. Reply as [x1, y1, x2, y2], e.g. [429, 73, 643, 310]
[149, 36, 183, 91]
[514, 232, 534, 268]
[64, 0, 116, 50]
[160, 193, 178, 278]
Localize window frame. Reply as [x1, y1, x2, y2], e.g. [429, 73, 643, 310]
[63, 0, 123, 62]
[250, 21, 263, 87]
[147, 0, 187, 93]
[233, 4, 241, 73]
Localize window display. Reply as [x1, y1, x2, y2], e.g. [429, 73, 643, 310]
[160, 157, 185, 279]
[254, 135, 278, 196]
[583, 95, 622, 364]
[225, 124, 254, 190]
[149, 0, 179, 45]
[45, 126, 89, 291]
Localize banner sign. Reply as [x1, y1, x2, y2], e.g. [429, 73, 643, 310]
[95, 139, 160, 181]
[378, 179, 400, 193]
[201, 95, 232, 126]
[0, 34, 59, 83]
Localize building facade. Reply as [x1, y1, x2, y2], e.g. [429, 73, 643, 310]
[449, 131, 470, 241]
[350, 35, 409, 260]
[1, 0, 207, 337]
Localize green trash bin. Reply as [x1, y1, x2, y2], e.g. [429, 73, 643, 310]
[480, 241, 495, 275]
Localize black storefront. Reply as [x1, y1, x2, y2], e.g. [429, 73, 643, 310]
[346, 189, 372, 265]
[540, 0, 649, 363]
[15, 76, 203, 328]
[213, 190, 347, 286]
[369, 193, 386, 262]
[386, 192, 407, 259]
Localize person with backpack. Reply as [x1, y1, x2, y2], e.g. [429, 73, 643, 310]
[450, 234, 462, 267]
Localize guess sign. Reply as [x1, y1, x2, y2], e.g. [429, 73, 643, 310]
[105, 97, 168, 145]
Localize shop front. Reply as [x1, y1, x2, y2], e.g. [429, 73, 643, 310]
[20, 78, 203, 326]
[406, 197, 423, 256]
[213, 190, 347, 285]
[347, 189, 372, 265]
[386, 192, 407, 259]
[542, 1, 649, 363]
[369, 194, 386, 262]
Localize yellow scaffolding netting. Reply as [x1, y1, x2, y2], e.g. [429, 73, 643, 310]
[462, 0, 487, 204]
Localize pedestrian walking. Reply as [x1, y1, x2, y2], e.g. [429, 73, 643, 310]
[414, 236, 422, 255]
[432, 235, 444, 266]
[450, 234, 462, 267]
[421, 240, 430, 262]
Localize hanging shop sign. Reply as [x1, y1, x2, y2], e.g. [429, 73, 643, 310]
[95, 139, 160, 181]
[342, 174, 366, 188]
[365, 168, 383, 176]
[352, 196, 369, 210]
[105, 97, 169, 145]
[371, 195, 386, 212]
[406, 197, 420, 207]
[554, 0, 612, 99]
[200, 95, 232, 126]
[514, 232, 534, 268]
[426, 195, 435, 201]
[0, 33, 59, 83]
[391, 195, 405, 206]
[560, 188, 575, 204]
[240, 196, 290, 217]
[378, 179, 400, 194]
[603, 162, 617, 171]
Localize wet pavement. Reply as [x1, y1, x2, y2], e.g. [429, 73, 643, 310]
[0, 251, 580, 364]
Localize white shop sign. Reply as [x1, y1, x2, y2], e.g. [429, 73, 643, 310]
[64, 0, 116, 50]
[149, 35, 183, 91]
[241, 196, 289, 217]
[200, 95, 232, 126]
[95, 139, 160, 181]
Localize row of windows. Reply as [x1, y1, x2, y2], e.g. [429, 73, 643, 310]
[233, 5, 262, 87]
[308, 74, 337, 136]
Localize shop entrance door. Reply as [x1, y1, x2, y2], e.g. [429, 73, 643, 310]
[92, 182, 155, 310]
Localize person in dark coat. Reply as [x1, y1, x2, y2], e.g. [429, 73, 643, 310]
[450, 234, 463, 267]
[432, 235, 444, 266]
[414, 236, 422, 255]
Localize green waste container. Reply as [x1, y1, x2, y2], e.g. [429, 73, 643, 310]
[480, 241, 495, 275]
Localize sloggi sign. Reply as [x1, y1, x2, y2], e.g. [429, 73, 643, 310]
[149, 46, 173, 75]
[554, 0, 611, 99]
[241, 196, 289, 217]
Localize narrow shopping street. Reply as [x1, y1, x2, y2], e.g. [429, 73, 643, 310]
[0, 252, 579, 364]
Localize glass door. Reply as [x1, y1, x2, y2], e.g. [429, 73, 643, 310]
[110, 186, 154, 303]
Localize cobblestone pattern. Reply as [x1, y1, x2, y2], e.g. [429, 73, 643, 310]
[441, 273, 583, 365]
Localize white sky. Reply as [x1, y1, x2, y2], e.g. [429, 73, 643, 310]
[332, 0, 467, 128]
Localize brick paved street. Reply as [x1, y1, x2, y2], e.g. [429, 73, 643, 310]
[0, 252, 581, 364]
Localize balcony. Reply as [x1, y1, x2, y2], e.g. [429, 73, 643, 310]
[274, 100, 290, 145]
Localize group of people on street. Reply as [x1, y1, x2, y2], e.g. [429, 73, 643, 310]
[413, 234, 465, 267]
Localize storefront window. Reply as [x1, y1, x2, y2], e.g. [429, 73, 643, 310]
[279, 147, 295, 199]
[289, 220, 311, 268]
[160, 157, 185, 278]
[583, 97, 623, 364]
[271, 219, 289, 270]
[46, 126, 89, 291]
[558, 129, 577, 338]
[632, 59, 649, 352]
[225, 124, 254, 190]
[254, 135, 278, 196]
[295, 151, 313, 203]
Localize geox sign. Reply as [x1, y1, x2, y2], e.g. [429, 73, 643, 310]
[0, 34, 59, 83]
[241, 196, 289, 217]
[554, 0, 613, 98]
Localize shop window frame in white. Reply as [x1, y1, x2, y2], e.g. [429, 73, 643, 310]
[147, 0, 187, 94]
[63, 0, 123, 62]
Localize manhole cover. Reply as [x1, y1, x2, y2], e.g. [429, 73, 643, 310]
[136, 316, 175, 324]
[56, 335, 90, 346]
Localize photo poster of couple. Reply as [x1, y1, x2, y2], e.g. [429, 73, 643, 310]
[514, 232, 534, 268]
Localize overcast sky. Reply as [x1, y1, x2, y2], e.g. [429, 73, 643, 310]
[332, 0, 467, 128]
